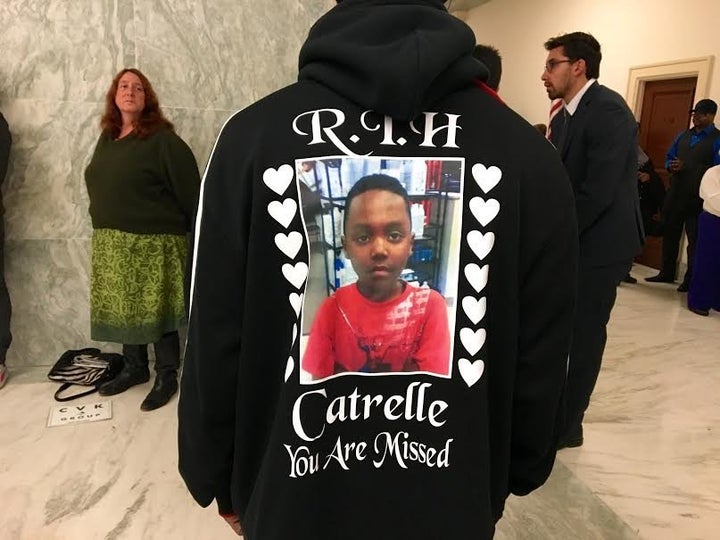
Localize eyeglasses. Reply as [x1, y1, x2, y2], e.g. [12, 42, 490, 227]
[544, 59, 573, 73]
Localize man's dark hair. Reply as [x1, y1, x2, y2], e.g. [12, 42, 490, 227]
[472, 44, 502, 91]
[343, 174, 411, 232]
[544, 32, 601, 80]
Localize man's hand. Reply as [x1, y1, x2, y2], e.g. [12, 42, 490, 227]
[222, 514, 243, 536]
[668, 158, 683, 172]
[638, 171, 651, 183]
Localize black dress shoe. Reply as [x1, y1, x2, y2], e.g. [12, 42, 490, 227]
[645, 274, 675, 284]
[622, 274, 638, 284]
[98, 367, 150, 396]
[677, 282, 690, 292]
[689, 307, 709, 316]
[140, 371, 178, 411]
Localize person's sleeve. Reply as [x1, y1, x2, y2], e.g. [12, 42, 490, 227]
[700, 165, 720, 201]
[713, 136, 720, 166]
[163, 131, 202, 230]
[645, 158, 664, 187]
[177, 116, 251, 515]
[0, 114, 11, 184]
[413, 290, 450, 375]
[510, 140, 578, 495]
[665, 132, 682, 169]
[575, 99, 637, 234]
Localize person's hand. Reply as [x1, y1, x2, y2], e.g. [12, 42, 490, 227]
[669, 158, 683, 172]
[222, 514, 243, 536]
[638, 171, 651, 183]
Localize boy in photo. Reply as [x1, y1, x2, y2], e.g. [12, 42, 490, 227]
[302, 174, 450, 379]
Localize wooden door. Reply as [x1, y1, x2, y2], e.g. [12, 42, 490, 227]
[635, 77, 697, 269]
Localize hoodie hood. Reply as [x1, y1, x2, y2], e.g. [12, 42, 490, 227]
[298, 0, 487, 121]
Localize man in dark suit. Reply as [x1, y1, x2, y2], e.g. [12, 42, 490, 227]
[543, 32, 643, 448]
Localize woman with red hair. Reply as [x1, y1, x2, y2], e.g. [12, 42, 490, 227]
[85, 68, 200, 411]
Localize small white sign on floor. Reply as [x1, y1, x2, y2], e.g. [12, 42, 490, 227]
[47, 401, 113, 427]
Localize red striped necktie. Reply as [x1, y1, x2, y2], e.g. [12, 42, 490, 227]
[546, 99, 564, 141]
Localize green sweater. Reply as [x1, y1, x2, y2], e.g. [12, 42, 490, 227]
[85, 128, 201, 235]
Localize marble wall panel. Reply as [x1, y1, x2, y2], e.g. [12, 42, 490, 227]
[5, 238, 119, 368]
[1, 0, 336, 369]
[133, 0, 330, 110]
[3, 99, 100, 241]
[164, 106, 236, 173]
[0, 0, 133, 102]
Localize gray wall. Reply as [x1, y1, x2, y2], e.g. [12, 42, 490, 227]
[0, 0, 332, 367]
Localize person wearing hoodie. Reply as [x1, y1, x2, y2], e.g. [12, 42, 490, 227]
[178, 1, 577, 538]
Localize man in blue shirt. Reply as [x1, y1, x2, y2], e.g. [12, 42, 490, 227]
[646, 99, 720, 291]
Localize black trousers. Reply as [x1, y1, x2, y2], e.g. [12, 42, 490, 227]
[122, 331, 180, 373]
[0, 219, 11, 365]
[661, 201, 700, 283]
[563, 260, 631, 436]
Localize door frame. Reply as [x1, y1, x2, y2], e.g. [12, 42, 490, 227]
[627, 56, 714, 274]
[626, 56, 714, 119]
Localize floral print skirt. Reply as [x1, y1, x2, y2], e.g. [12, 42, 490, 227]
[90, 228, 187, 344]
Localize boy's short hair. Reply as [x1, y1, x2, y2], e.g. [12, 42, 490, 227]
[343, 174, 411, 232]
[472, 44, 502, 91]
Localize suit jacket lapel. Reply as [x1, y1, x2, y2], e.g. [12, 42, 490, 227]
[549, 111, 564, 149]
[561, 81, 600, 160]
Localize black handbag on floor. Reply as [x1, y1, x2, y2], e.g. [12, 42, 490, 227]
[48, 348, 125, 402]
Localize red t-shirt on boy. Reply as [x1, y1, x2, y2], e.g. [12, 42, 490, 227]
[302, 282, 450, 378]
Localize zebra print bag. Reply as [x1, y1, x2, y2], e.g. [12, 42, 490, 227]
[48, 348, 125, 402]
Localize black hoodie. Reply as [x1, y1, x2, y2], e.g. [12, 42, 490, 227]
[299, 0, 486, 121]
[178, 2, 577, 539]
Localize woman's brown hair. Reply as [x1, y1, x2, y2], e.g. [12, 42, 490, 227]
[100, 68, 174, 139]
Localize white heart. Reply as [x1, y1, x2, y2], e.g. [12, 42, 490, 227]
[464, 263, 489, 294]
[284, 356, 295, 382]
[275, 231, 303, 259]
[472, 163, 502, 193]
[469, 197, 500, 227]
[268, 199, 297, 229]
[263, 164, 294, 196]
[458, 358, 485, 387]
[282, 262, 308, 289]
[467, 231, 495, 261]
[460, 327, 486, 356]
[462, 296, 486, 325]
[292, 324, 298, 346]
[289, 293, 304, 318]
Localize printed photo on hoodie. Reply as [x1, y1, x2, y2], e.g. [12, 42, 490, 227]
[297, 156, 464, 383]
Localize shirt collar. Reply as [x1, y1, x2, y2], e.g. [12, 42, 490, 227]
[695, 123, 717, 136]
[564, 79, 597, 116]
